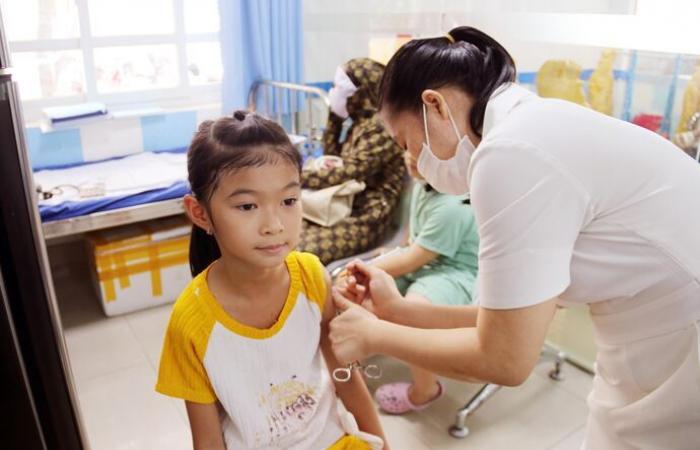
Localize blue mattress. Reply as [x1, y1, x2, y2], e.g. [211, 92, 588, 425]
[38, 147, 190, 223]
[39, 180, 190, 222]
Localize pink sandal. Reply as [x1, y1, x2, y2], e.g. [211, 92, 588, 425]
[374, 381, 444, 415]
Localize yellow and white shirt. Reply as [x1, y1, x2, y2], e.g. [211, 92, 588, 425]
[156, 252, 376, 449]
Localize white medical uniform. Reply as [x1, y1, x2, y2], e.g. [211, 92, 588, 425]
[469, 83, 700, 450]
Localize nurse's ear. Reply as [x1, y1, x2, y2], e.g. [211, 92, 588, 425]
[421, 89, 450, 121]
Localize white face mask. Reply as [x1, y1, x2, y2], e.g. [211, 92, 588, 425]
[328, 67, 358, 119]
[416, 102, 475, 195]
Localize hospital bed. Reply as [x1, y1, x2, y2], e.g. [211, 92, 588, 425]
[39, 81, 329, 241]
[38, 149, 190, 240]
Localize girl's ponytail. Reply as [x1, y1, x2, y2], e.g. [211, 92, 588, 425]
[189, 225, 221, 277]
[379, 26, 516, 136]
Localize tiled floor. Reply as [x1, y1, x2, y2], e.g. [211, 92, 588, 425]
[50, 245, 592, 450]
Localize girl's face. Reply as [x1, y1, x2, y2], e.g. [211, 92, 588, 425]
[206, 161, 302, 269]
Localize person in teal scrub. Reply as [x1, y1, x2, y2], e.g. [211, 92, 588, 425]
[339, 151, 478, 415]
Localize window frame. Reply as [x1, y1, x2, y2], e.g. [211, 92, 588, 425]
[7, 0, 222, 123]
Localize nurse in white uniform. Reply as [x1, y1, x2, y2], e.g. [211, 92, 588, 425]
[329, 26, 700, 450]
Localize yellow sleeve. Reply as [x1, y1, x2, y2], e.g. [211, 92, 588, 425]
[155, 282, 217, 404]
[295, 252, 328, 312]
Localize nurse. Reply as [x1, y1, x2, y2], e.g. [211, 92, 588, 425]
[329, 26, 700, 449]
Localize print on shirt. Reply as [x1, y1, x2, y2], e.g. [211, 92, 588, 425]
[257, 375, 320, 444]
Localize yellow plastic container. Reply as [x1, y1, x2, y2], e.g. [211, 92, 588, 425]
[536, 60, 589, 107]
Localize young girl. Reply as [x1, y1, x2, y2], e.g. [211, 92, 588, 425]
[155, 111, 386, 450]
[340, 152, 479, 415]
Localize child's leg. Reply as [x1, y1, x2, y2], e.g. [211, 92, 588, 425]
[402, 273, 472, 404]
[404, 293, 442, 406]
[375, 274, 468, 414]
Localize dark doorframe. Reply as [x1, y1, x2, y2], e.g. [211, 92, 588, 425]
[0, 70, 86, 450]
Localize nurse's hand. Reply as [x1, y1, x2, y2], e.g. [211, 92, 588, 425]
[340, 260, 404, 319]
[329, 289, 382, 364]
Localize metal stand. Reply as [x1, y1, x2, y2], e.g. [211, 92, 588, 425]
[449, 349, 567, 439]
[449, 383, 501, 438]
[548, 351, 566, 381]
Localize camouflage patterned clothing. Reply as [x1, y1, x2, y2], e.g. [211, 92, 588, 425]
[298, 58, 406, 264]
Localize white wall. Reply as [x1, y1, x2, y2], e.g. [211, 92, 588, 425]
[302, 0, 635, 82]
[303, 0, 464, 82]
[302, 0, 700, 129]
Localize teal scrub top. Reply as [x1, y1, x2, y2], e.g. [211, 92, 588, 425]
[408, 183, 479, 294]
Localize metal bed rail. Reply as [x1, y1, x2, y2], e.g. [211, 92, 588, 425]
[247, 79, 329, 142]
[42, 198, 185, 240]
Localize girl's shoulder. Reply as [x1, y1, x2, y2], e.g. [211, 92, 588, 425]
[287, 251, 328, 311]
[166, 273, 217, 341]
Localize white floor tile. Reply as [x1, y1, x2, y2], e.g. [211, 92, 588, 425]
[76, 362, 190, 450]
[532, 358, 594, 402]
[63, 314, 147, 386]
[123, 305, 189, 422]
[52, 255, 159, 387]
[124, 304, 173, 369]
[363, 355, 590, 450]
[377, 414, 434, 450]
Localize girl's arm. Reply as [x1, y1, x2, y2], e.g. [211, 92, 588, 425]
[371, 243, 438, 278]
[185, 401, 226, 450]
[320, 271, 388, 449]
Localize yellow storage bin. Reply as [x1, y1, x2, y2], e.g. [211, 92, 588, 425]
[86, 216, 192, 316]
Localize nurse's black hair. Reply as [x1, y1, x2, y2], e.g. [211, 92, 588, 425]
[378, 26, 516, 137]
[187, 110, 301, 277]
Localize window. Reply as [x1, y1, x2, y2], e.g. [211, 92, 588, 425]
[1, 0, 222, 121]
